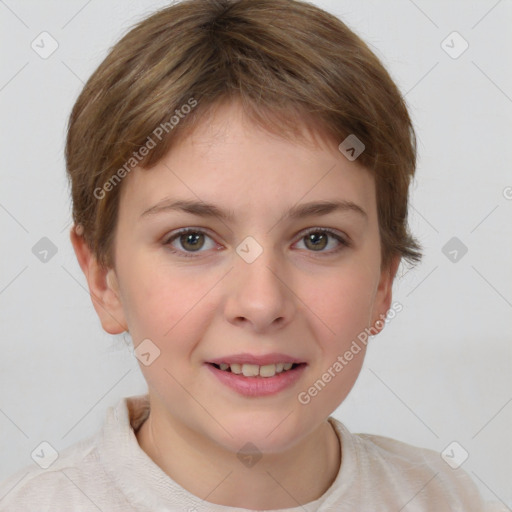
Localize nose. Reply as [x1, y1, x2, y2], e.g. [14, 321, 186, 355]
[224, 246, 295, 334]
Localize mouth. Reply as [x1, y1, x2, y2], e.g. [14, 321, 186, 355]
[205, 356, 308, 397]
[207, 361, 306, 378]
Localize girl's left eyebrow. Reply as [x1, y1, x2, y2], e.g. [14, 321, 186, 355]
[139, 198, 368, 224]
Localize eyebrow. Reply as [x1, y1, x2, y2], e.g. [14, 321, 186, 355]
[140, 198, 367, 223]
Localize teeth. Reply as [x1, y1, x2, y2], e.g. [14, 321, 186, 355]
[259, 364, 276, 377]
[216, 362, 298, 377]
[242, 364, 259, 377]
[230, 363, 242, 374]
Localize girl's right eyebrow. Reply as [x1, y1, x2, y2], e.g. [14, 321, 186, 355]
[140, 198, 234, 221]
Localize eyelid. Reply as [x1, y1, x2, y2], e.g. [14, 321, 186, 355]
[299, 226, 350, 246]
[163, 227, 216, 241]
[162, 227, 219, 254]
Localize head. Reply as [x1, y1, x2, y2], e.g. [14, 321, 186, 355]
[67, 0, 421, 453]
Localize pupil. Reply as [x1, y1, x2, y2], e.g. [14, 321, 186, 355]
[179, 232, 327, 252]
[182, 232, 203, 251]
[307, 233, 327, 251]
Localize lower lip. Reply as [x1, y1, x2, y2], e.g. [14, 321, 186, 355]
[205, 363, 307, 397]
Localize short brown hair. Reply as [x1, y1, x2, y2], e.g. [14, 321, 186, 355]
[65, 0, 422, 270]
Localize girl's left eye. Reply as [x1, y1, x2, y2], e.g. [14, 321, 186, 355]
[163, 227, 350, 258]
[295, 228, 349, 253]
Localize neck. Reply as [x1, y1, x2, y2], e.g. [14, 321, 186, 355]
[135, 402, 341, 509]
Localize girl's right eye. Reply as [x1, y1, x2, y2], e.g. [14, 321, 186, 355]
[163, 228, 217, 258]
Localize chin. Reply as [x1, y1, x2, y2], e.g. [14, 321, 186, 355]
[206, 408, 313, 455]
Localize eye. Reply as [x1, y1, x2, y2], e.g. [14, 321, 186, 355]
[163, 228, 217, 258]
[164, 227, 350, 258]
[295, 228, 350, 255]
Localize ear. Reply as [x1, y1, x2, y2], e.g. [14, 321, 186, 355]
[69, 225, 128, 334]
[370, 254, 401, 335]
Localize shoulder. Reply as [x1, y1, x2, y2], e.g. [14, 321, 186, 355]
[329, 418, 507, 512]
[0, 434, 121, 512]
[0, 396, 147, 512]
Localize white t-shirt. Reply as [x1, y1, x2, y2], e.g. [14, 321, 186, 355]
[0, 394, 506, 511]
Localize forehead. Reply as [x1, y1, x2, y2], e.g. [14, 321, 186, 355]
[118, 101, 377, 225]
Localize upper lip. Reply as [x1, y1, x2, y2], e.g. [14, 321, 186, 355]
[207, 353, 306, 366]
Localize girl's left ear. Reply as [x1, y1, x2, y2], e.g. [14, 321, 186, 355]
[371, 254, 401, 334]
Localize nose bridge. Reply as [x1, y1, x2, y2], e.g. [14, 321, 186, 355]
[234, 235, 283, 296]
[226, 234, 293, 329]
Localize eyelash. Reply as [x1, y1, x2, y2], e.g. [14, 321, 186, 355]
[163, 227, 350, 259]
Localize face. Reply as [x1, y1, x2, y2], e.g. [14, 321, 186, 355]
[82, 101, 397, 455]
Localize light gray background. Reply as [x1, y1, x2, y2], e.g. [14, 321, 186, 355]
[1, 0, 511, 507]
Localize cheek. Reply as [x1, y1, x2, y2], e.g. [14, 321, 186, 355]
[118, 254, 218, 344]
[297, 269, 375, 414]
[307, 265, 377, 341]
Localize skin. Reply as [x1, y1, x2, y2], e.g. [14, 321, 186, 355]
[71, 100, 400, 509]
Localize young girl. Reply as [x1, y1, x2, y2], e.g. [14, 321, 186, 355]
[0, 0, 506, 510]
